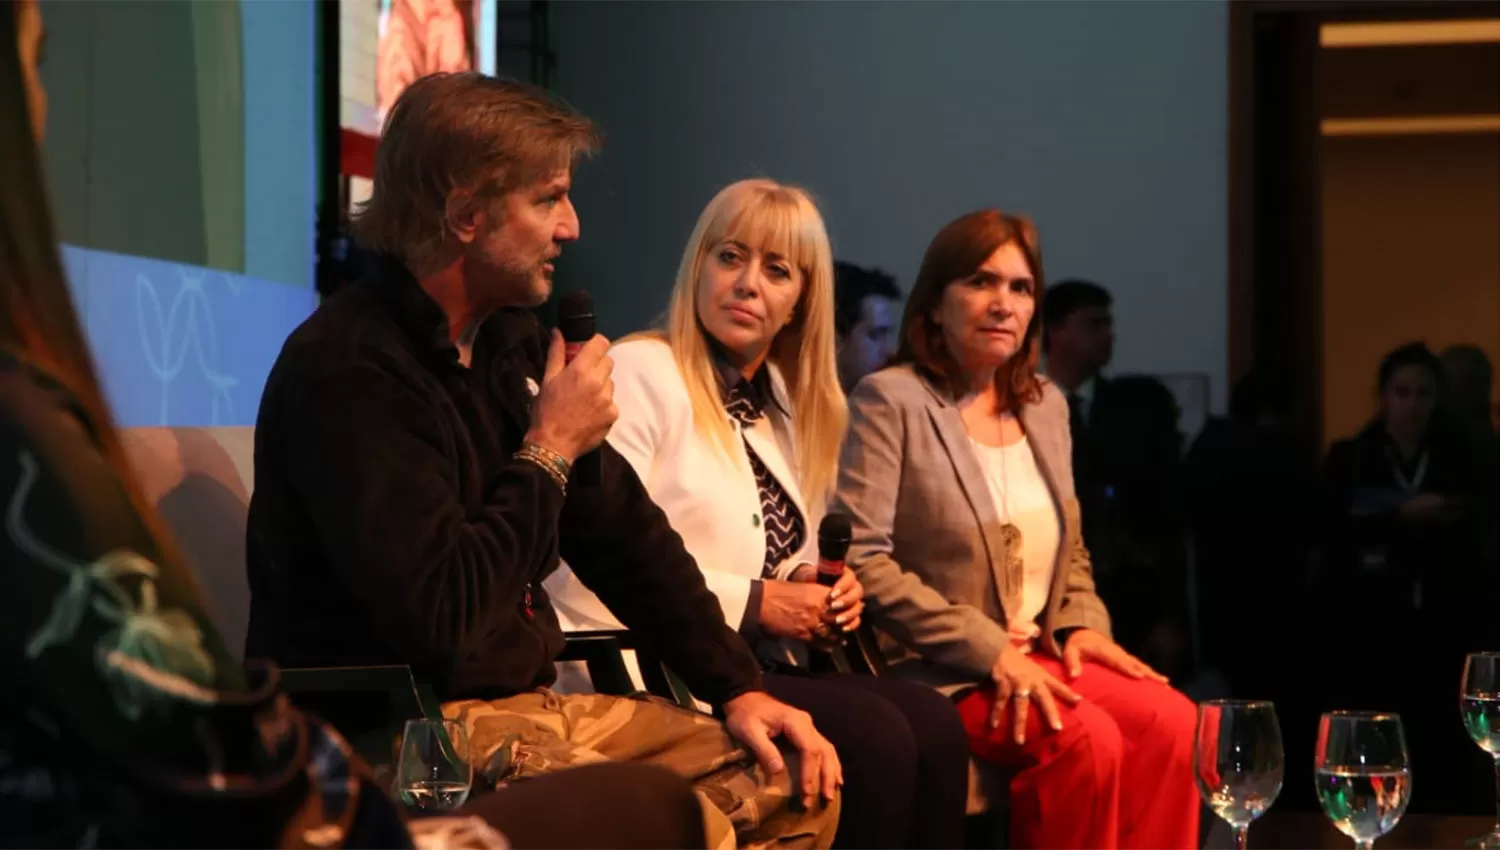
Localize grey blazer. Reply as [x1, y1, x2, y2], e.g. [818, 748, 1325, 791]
[833, 364, 1112, 691]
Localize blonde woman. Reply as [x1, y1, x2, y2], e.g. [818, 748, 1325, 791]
[547, 179, 967, 849]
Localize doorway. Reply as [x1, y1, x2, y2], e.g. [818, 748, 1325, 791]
[1228, 0, 1500, 819]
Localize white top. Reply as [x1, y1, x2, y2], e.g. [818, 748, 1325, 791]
[969, 435, 1061, 649]
[544, 338, 817, 650]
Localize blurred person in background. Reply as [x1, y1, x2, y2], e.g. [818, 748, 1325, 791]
[1185, 370, 1321, 689]
[1323, 343, 1485, 625]
[1183, 369, 1323, 805]
[1042, 279, 1189, 680]
[1440, 343, 1499, 585]
[1322, 341, 1493, 814]
[1441, 343, 1497, 443]
[833, 260, 901, 392]
[0, 2, 713, 845]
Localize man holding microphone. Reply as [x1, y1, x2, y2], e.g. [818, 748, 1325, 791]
[245, 72, 840, 848]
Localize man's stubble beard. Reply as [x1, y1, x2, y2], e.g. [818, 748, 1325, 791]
[526, 267, 555, 307]
[481, 260, 551, 310]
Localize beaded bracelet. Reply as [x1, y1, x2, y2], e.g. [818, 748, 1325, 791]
[514, 442, 571, 493]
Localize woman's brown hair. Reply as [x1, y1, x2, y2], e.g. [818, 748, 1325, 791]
[893, 208, 1047, 411]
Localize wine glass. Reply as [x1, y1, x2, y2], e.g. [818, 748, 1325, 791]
[1194, 699, 1284, 849]
[1314, 711, 1411, 850]
[396, 718, 473, 812]
[1462, 652, 1500, 848]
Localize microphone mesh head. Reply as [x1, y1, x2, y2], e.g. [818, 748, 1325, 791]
[556, 291, 596, 342]
[818, 513, 853, 559]
[819, 514, 852, 539]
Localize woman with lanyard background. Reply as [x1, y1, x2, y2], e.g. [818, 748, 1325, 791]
[1322, 340, 1493, 815]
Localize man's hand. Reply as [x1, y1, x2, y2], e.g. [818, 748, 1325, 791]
[1061, 628, 1169, 683]
[524, 330, 616, 463]
[779, 567, 864, 646]
[758, 580, 832, 642]
[722, 691, 842, 810]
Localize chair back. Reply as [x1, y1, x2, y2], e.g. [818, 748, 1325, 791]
[121, 426, 255, 659]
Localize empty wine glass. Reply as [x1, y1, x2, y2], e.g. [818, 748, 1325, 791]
[396, 718, 473, 812]
[1462, 652, 1500, 848]
[1314, 711, 1411, 850]
[1195, 699, 1284, 849]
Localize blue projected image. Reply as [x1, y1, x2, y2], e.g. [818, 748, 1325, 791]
[63, 246, 317, 428]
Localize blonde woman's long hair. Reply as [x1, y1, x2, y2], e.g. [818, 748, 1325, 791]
[642, 178, 847, 508]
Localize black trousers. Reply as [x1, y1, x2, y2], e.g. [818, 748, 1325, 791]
[451, 763, 705, 849]
[764, 672, 969, 850]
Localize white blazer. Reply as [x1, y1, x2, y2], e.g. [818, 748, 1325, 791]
[545, 337, 820, 641]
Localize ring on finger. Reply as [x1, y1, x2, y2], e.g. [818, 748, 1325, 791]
[1013, 688, 1032, 700]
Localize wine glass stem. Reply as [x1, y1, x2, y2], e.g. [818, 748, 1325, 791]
[1492, 755, 1499, 831]
[1355, 841, 1374, 850]
[1234, 824, 1248, 850]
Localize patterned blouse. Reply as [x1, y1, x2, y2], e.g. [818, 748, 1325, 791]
[717, 361, 807, 577]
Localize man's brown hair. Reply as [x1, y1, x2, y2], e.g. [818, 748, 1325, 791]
[893, 208, 1047, 411]
[351, 72, 600, 271]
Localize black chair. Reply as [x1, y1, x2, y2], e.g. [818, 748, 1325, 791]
[556, 629, 638, 695]
[278, 631, 700, 782]
[557, 629, 697, 707]
[279, 664, 438, 778]
[806, 625, 886, 677]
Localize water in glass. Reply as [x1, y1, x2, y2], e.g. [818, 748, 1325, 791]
[1195, 699, 1284, 850]
[396, 718, 473, 813]
[1314, 711, 1411, 850]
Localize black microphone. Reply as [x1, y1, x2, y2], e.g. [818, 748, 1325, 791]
[555, 291, 601, 487]
[816, 514, 853, 587]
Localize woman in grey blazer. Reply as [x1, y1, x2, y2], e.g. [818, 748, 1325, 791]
[833, 210, 1199, 849]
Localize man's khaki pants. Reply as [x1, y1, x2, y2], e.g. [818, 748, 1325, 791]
[444, 689, 840, 850]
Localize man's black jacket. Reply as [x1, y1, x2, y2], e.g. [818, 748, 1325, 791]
[245, 256, 763, 704]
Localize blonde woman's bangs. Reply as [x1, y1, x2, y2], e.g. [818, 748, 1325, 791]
[707, 186, 825, 282]
[661, 177, 846, 508]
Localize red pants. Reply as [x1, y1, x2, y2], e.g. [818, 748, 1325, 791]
[955, 656, 1200, 849]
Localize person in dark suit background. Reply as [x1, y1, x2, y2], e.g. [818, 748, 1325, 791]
[833, 261, 902, 393]
[1185, 371, 1321, 686]
[1440, 343, 1499, 584]
[1440, 343, 1497, 449]
[1182, 371, 1324, 808]
[1041, 280, 1190, 679]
